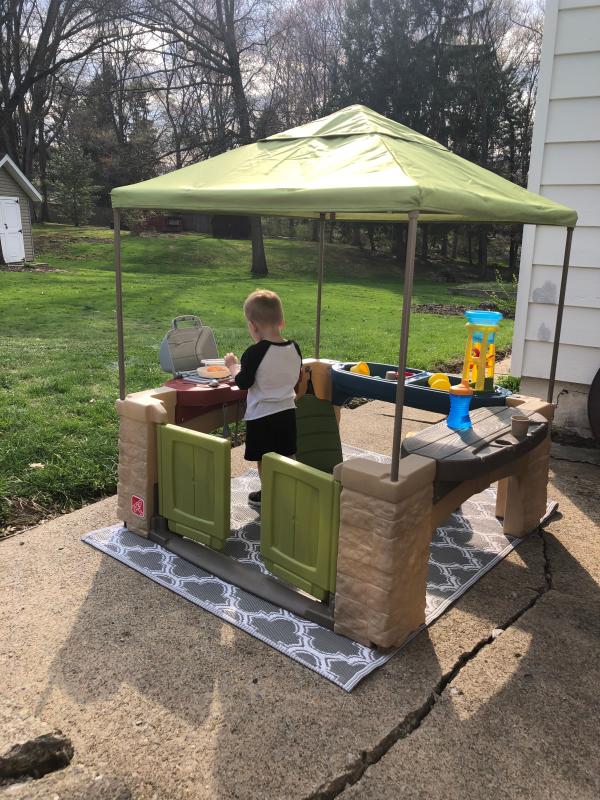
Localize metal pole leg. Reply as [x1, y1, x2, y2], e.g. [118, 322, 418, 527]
[315, 213, 326, 359]
[390, 211, 419, 482]
[547, 226, 574, 403]
[113, 208, 126, 400]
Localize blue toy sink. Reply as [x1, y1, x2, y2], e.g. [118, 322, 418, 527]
[331, 362, 511, 414]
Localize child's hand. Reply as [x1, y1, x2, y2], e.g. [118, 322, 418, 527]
[224, 353, 239, 376]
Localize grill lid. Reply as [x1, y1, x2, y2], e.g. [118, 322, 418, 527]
[159, 316, 219, 375]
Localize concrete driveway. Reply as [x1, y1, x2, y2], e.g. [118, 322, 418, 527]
[1, 401, 599, 799]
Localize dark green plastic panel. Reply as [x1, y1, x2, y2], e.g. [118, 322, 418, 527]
[158, 424, 230, 551]
[260, 454, 341, 601]
[296, 393, 343, 474]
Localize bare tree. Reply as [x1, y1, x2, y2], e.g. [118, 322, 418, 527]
[152, 38, 235, 167]
[263, 0, 343, 128]
[0, 0, 118, 174]
[136, 0, 276, 274]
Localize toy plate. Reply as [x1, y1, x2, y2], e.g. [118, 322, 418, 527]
[197, 365, 231, 379]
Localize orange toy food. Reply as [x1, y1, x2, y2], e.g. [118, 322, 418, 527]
[197, 365, 231, 379]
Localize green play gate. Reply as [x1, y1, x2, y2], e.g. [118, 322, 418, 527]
[157, 424, 230, 551]
[156, 425, 341, 602]
[260, 454, 341, 601]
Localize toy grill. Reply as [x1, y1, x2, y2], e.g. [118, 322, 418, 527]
[159, 315, 224, 383]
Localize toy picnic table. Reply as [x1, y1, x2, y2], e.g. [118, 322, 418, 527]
[401, 405, 549, 483]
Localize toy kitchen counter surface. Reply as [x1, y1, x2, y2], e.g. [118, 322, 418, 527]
[163, 378, 246, 425]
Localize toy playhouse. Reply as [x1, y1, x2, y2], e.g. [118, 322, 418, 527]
[110, 105, 577, 649]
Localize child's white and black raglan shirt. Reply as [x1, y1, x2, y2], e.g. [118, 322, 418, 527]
[234, 340, 302, 420]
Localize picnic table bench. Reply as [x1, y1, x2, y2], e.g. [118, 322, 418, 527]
[402, 404, 549, 485]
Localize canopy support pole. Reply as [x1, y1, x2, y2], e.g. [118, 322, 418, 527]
[547, 226, 574, 404]
[315, 213, 326, 358]
[113, 208, 126, 401]
[391, 211, 419, 482]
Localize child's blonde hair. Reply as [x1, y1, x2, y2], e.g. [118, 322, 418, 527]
[243, 290, 284, 327]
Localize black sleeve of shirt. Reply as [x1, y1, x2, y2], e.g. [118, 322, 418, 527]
[234, 340, 270, 389]
[291, 340, 303, 390]
[292, 340, 302, 362]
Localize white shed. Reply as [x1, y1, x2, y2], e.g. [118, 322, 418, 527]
[512, 0, 600, 438]
[0, 154, 42, 264]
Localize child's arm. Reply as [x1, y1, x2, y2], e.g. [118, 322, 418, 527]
[293, 341, 303, 393]
[234, 342, 269, 389]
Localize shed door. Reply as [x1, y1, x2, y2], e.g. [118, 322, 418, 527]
[158, 424, 231, 551]
[0, 198, 25, 263]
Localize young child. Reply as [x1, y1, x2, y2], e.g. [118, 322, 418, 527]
[224, 290, 302, 505]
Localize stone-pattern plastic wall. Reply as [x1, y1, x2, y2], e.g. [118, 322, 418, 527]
[333, 456, 436, 648]
[116, 387, 176, 536]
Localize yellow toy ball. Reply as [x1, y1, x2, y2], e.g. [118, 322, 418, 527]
[350, 361, 370, 375]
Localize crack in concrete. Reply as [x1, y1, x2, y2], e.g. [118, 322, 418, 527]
[540, 528, 553, 592]
[305, 528, 554, 800]
[550, 455, 600, 467]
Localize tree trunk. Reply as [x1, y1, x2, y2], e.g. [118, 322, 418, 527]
[420, 223, 429, 262]
[328, 221, 335, 243]
[451, 227, 459, 260]
[287, 218, 295, 238]
[393, 223, 405, 262]
[509, 225, 519, 270]
[226, 33, 268, 276]
[351, 223, 362, 247]
[38, 120, 50, 222]
[509, 239, 518, 270]
[367, 223, 375, 254]
[467, 227, 473, 266]
[478, 225, 488, 278]
[250, 216, 268, 276]
[440, 229, 448, 259]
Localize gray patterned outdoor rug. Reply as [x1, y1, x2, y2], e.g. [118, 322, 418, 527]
[82, 445, 558, 691]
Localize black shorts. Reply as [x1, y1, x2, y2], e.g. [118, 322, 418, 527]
[244, 408, 297, 462]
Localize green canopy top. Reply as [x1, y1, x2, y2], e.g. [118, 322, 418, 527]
[111, 105, 577, 227]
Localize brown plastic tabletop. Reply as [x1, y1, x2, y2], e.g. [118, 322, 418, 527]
[401, 405, 549, 482]
[163, 379, 247, 425]
[164, 378, 246, 406]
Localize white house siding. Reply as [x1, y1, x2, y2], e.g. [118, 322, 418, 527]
[0, 168, 35, 261]
[513, 0, 600, 438]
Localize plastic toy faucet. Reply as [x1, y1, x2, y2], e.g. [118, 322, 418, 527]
[462, 310, 503, 393]
[447, 380, 474, 430]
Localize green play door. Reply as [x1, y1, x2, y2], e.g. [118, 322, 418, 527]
[157, 424, 231, 550]
[260, 454, 341, 601]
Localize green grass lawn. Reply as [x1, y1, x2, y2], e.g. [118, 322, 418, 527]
[0, 224, 513, 529]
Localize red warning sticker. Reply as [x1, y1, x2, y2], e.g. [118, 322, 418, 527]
[131, 495, 145, 518]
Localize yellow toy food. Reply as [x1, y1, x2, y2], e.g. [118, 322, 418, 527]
[350, 361, 370, 375]
[428, 373, 451, 391]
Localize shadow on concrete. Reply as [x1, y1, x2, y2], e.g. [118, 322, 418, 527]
[373, 530, 600, 799]
[34, 511, 591, 797]
[549, 458, 600, 528]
